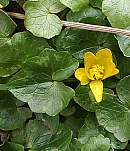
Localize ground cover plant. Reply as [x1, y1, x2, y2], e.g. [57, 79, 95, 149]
[1, 0, 130, 150]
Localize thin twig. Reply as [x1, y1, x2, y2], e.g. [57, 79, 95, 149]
[7, 12, 25, 19]
[7, 11, 130, 37]
[62, 21, 130, 37]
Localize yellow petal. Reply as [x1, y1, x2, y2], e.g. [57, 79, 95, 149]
[103, 65, 119, 79]
[84, 52, 96, 79]
[96, 48, 112, 59]
[96, 48, 113, 67]
[90, 80, 103, 103]
[75, 68, 89, 85]
[84, 52, 96, 70]
[96, 48, 119, 79]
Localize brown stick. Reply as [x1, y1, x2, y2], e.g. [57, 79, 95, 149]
[7, 12, 130, 37]
[7, 12, 25, 19]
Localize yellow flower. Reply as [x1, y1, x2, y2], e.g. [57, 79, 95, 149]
[75, 48, 119, 103]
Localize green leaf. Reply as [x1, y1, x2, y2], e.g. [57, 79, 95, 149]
[0, 31, 49, 77]
[0, 10, 16, 38]
[67, 5, 106, 24]
[106, 133, 128, 150]
[78, 113, 100, 144]
[22, 49, 79, 82]
[11, 120, 52, 149]
[12, 121, 72, 151]
[96, 93, 130, 142]
[60, 0, 89, 12]
[78, 113, 111, 151]
[89, 0, 103, 9]
[115, 49, 129, 85]
[78, 113, 127, 150]
[0, 107, 32, 130]
[42, 124, 72, 151]
[0, 142, 24, 151]
[81, 134, 110, 151]
[102, 0, 130, 28]
[11, 127, 26, 146]
[25, 120, 53, 150]
[0, 37, 9, 45]
[11, 114, 58, 146]
[0, 91, 32, 130]
[104, 77, 120, 89]
[10, 81, 75, 116]
[10, 31, 49, 59]
[116, 75, 130, 107]
[116, 27, 130, 57]
[5, 48, 78, 87]
[117, 55, 130, 78]
[74, 85, 97, 112]
[24, 0, 65, 39]
[0, 0, 9, 7]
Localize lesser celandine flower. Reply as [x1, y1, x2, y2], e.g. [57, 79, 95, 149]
[75, 48, 119, 103]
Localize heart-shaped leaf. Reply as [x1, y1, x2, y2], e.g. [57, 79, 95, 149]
[102, 0, 130, 28]
[10, 82, 75, 116]
[24, 0, 65, 39]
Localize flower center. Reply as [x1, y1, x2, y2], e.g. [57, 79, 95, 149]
[89, 64, 104, 80]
